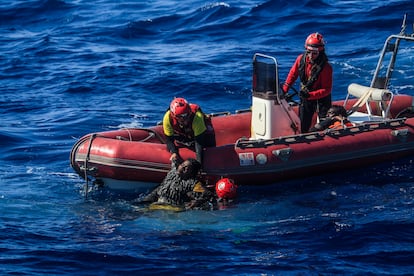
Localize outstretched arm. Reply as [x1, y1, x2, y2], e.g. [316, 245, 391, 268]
[194, 134, 205, 163]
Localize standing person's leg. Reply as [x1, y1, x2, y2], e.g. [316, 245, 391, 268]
[300, 99, 316, 133]
[317, 94, 332, 120]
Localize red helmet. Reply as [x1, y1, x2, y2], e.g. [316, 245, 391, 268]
[170, 97, 191, 118]
[215, 178, 237, 199]
[305, 32, 325, 51]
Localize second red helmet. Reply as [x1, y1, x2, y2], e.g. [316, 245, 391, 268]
[215, 178, 238, 199]
[305, 32, 325, 51]
[170, 97, 191, 117]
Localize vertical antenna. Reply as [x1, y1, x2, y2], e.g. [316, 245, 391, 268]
[400, 13, 407, 35]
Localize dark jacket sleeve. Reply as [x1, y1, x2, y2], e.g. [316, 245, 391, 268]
[141, 185, 160, 203]
[309, 117, 334, 132]
[194, 132, 207, 163]
[141, 160, 179, 203]
[165, 135, 178, 154]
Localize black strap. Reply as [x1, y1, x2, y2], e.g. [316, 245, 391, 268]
[299, 52, 327, 90]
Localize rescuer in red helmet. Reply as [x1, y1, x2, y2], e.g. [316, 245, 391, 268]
[282, 32, 333, 133]
[214, 178, 238, 209]
[163, 97, 215, 164]
[215, 178, 238, 199]
[184, 177, 238, 210]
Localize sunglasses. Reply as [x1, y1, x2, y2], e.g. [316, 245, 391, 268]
[307, 50, 319, 55]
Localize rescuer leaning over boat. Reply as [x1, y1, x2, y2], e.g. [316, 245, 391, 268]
[282, 32, 333, 133]
[162, 97, 216, 164]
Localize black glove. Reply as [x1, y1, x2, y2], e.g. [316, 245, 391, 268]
[285, 93, 295, 101]
[300, 88, 310, 99]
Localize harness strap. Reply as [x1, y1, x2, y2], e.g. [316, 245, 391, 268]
[299, 52, 327, 90]
[347, 87, 375, 115]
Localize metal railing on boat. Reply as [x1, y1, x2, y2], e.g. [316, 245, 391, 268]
[235, 118, 407, 149]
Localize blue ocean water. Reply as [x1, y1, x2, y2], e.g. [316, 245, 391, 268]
[1, 0, 414, 274]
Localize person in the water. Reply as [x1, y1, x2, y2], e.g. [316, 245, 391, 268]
[141, 158, 202, 209]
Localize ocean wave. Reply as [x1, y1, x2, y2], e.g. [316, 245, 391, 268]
[2, 1, 414, 275]
[119, 2, 243, 41]
[0, 0, 73, 25]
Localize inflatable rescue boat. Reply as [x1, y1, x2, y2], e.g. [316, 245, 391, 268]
[70, 20, 414, 192]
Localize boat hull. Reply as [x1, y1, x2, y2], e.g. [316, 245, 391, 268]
[203, 119, 414, 185]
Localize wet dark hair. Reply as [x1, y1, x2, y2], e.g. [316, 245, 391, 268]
[315, 50, 328, 62]
[187, 158, 201, 177]
[328, 105, 348, 117]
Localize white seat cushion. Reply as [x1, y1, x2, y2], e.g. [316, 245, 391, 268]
[348, 111, 384, 123]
